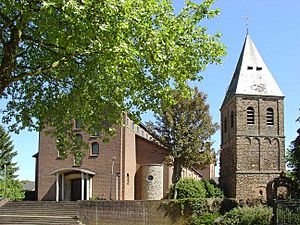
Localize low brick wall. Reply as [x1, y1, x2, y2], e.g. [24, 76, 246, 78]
[77, 200, 186, 225]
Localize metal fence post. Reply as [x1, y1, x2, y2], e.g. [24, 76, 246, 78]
[273, 200, 277, 225]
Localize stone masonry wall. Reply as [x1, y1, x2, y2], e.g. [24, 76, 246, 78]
[141, 165, 163, 200]
[235, 173, 281, 199]
[220, 98, 237, 198]
[220, 96, 285, 199]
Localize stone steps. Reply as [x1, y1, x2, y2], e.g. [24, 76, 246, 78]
[0, 201, 82, 225]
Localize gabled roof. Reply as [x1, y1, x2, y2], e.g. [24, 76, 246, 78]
[222, 34, 284, 107]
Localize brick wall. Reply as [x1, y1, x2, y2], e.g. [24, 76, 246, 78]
[37, 118, 218, 201]
[77, 200, 186, 225]
[37, 125, 123, 201]
[123, 126, 136, 200]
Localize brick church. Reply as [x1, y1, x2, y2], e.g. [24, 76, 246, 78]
[34, 117, 214, 201]
[219, 34, 285, 199]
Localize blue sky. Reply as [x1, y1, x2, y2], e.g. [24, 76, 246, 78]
[1, 0, 300, 181]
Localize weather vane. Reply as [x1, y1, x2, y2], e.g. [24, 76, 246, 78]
[242, 15, 252, 34]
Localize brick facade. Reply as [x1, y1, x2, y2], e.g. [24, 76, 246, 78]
[35, 117, 211, 201]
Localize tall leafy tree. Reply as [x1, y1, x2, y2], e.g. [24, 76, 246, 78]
[0, 0, 225, 156]
[0, 125, 24, 200]
[287, 114, 300, 186]
[148, 87, 218, 198]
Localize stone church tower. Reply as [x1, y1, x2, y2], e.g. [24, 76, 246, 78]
[219, 34, 285, 199]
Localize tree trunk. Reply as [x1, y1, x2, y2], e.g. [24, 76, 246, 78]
[171, 158, 182, 199]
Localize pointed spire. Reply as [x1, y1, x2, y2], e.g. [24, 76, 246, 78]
[222, 34, 284, 107]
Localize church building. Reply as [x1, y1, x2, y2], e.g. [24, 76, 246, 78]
[219, 34, 285, 199]
[34, 117, 214, 201]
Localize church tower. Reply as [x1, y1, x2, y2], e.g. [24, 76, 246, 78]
[219, 34, 285, 199]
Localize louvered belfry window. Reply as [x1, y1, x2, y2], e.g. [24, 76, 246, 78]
[247, 107, 255, 124]
[267, 108, 274, 125]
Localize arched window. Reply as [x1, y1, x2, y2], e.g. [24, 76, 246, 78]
[224, 117, 228, 133]
[247, 107, 255, 124]
[230, 111, 234, 128]
[91, 142, 99, 155]
[266, 108, 274, 125]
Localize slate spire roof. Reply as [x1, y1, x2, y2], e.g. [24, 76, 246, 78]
[222, 34, 284, 107]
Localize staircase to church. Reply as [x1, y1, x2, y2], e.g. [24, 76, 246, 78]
[0, 201, 82, 225]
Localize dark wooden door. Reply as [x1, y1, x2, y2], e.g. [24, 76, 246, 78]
[71, 179, 81, 201]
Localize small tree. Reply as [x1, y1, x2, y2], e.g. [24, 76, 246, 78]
[0, 125, 24, 200]
[287, 114, 300, 185]
[149, 87, 218, 198]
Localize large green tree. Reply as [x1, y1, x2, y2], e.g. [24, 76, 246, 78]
[287, 114, 300, 185]
[0, 0, 225, 156]
[148, 87, 218, 198]
[0, 125, 24, 200]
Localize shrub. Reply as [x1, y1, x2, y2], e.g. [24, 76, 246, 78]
[169, 178, 207, 199]
[219, 206, 272, 225]
[189, 213, 220, 225]
[168, 178, 223, 199]
[203, 179, 223, 198]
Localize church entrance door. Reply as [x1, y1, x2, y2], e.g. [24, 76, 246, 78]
[52, 168, 95, 201]
[71, 179, 82, 201]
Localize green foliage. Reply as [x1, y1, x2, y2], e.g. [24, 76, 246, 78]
[0, 125, 24, 200]
[169, 178, 207, 199]
[161, 197, 222, 224]
[0, 179, 25, 201]
[150, 87, 218, 188]
[202, 179, 223, 198]
[0, 0, 226, 158]
[277, 206, 300, 224]
[161, 198, 211, 218]
[189, 213, 220, 225]
[168, 178, 223, 199]
[287, 114, 300, 186]
[219, 206, 272, 225]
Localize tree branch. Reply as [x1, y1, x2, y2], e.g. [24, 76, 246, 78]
[10, 53, 76, 83]
[22, 34, 67, 52]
